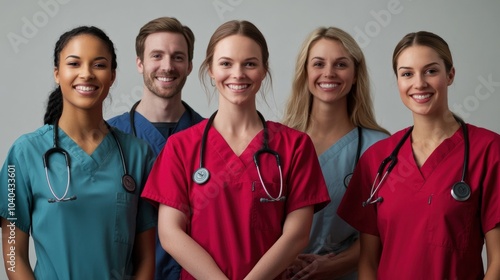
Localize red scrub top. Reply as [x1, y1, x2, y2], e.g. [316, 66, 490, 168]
[143, 120, 330, 280]
[338, 124, 500, 279]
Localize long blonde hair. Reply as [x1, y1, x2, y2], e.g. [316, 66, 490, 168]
[282, 27, 389, 135]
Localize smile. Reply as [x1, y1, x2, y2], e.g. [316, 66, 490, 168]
[319, 83, 339, 89]
[157, 77, 175, 82]
[411, 93, 432, 100]
[75, 85, 97, 92]
[227, 84, 249, 90]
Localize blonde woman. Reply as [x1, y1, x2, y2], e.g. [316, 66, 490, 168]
[283, 27, 389, 280]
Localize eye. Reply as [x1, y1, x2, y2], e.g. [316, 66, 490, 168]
[312, 61, 324, 67]
[219, 61, 231, 67]
[66, 61, 79, 67]
[244, 62, 257, 67]
[174, 55, 185, 62]
[400, 72, 412, 78]
[152, 53, 162, 59]
[425, 68, 438, 75]
[335, 62, 347, 68]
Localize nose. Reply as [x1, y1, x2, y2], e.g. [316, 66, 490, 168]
[232, 65, 246, 79]
[324, 66, 336, 78]
[161, 57, 174, 72]
[80, 65, 95, 80]
[414, 74, 428, 89]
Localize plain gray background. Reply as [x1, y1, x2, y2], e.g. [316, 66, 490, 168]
[1, 0, 499, 277]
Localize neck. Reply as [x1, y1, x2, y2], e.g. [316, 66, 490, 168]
[411, 111, 460, 143]
[136, 90, 185, 122]
[213, 104, 261, 134]
[308, 99, 354, 138]
[58, 109, 108, 154]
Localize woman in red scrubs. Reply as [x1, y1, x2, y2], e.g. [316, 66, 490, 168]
[142, 20, 330, 280]
[338, 31, 500, 279]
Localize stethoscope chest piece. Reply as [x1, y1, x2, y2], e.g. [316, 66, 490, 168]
[122, 174, 136, 192]
[451, 181, 471, 202]
[344, 173, 353, 188]
[193, 167, 210, 185]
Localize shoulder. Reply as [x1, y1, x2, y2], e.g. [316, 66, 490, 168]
[182, 101, 205, 123]
[107, 113, 131, 130]
[267, 121, 310, 140]
[111, 127, 150, 152]
[10, 125, 52, 149]
[467, 124, 500, 142]
[361, 127, 390, 142]
[363, 127, 410, 156]
[168, 119, 207, 142]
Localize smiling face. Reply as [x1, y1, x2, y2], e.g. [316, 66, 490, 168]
[209, 34, 266, 106]
[307, 38, 356, 106]
[137, 32, 192, 100]
[396, 45, 455, 117]
[54, 34, 115, 113]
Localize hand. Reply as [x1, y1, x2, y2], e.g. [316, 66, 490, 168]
[285, 253, 335, 280]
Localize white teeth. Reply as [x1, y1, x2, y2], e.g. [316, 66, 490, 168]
[157, 77, 174, 82]
[75, 86, 96, 92]
[319, 83, 338, 89]
[412, 94, 432, 100]
[227, 84, 249, 90]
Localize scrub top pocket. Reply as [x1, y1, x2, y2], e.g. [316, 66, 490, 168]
[251, 181, 286, 232]
[114, 192, 138, 245]
[426, 193, 475, 251]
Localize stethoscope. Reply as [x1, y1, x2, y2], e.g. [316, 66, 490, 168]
[128, 100, 195, 137]
[192, 111, 285, 203]
[43, 121, 137, 203]
[362, 116, 470, 207]
[343, 126, 362, 188]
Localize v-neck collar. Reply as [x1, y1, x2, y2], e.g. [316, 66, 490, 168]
[55, 126, 115, 173]
[403, 126, 464, 181]
[207, 124, 264, 174]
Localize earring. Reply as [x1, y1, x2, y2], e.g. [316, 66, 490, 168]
[210, 78, 215, 87]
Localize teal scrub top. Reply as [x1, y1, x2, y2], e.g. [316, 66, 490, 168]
[304, 127, 388, 280]
[0, 124, 157, 280]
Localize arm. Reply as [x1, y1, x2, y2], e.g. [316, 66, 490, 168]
[484, 226, 500, 280]
[1, 218, 34, 280]
[132, 227, 155, 280]
[358, 233, 381, 280]
[244, 206, 314, 280]
[291, 238, 360, 280]
[158, 204, 229, 280]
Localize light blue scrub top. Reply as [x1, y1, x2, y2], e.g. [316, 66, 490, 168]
[303, 127, 388, 280]
[0, 124, 156, 280]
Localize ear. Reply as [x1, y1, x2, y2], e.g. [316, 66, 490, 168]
[111, 70, 116, 84]
[136, 56, 144, 74]
[54, 67, 59, 84]
[187, 61, 193, 76]
[447, 66, 455, 86]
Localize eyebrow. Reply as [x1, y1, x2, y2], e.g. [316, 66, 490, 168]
[65, 55, 109, 61]
[398, 62, 439, 71]
[217, 56, 259, 61]
[310, 56, 350, 61]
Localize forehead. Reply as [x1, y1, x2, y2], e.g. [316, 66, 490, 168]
[309, 38, 350, 58]
[397, 45, 442, 66]
[213, 35, 262, 58]
[61, 34, 110, 57]
[144, 32, 188, 53]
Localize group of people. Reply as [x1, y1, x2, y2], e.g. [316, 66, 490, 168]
[0, 14, 498, 280]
